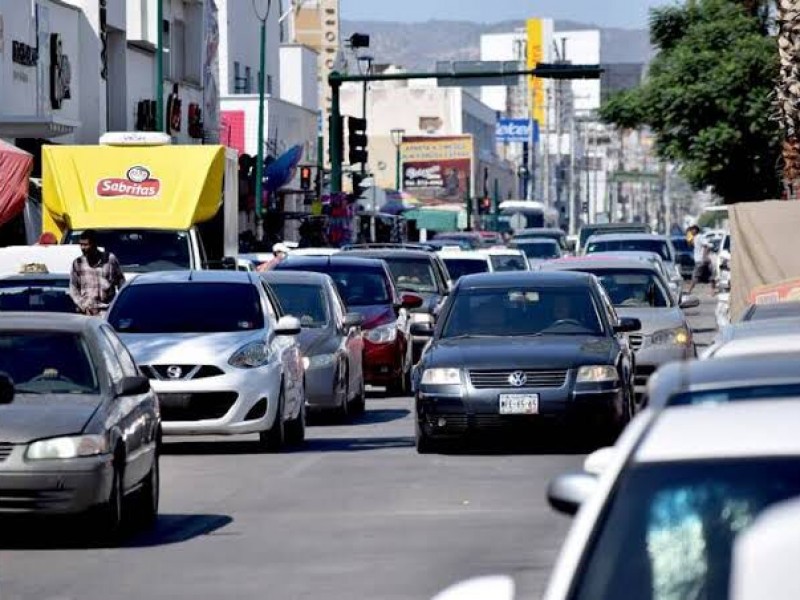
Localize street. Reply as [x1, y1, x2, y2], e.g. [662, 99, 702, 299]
[0, 287, 717, 600]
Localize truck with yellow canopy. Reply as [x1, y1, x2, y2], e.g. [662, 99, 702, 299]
[42, 132, 239, 273]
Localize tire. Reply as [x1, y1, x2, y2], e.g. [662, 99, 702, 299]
[415, 418, 437, 454]
[133, 452, 160, 528]
[93, 460, 124, 544]
[336, 364, 350, 421]
[387, 366, 408, 397]
[286, 401, 306, 446]
[259, 390, 285, 453]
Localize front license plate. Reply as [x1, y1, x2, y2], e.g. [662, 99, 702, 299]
[499, 394, 539, 415]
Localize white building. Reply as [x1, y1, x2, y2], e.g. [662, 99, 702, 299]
[553, 29, 601, 113]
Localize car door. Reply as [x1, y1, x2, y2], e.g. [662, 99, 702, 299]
[261, 281, 302, 420]
[332, 282, 363, 394]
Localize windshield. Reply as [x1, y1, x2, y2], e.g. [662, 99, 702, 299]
[442, 258, 489, 281]
[66, 229, 191, 272]
[589, 270, 671, 308]
[586, 239, 672, 262]
[490, 255, 528, 272]
[109, 283, 264, 333]
[667, 384, 800, 407]
[270, 283, 329, 328]
[570, 458, 800, 600]
[0, 332, 99, 394]
[442, 287, 603, 338]
[513, 240, 562, 259]
[0, 279, 76, 313]
[384, 258, 438, 293]
[580, 226, 649, 248]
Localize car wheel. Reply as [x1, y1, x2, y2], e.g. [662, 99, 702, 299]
[286, 401, 306, 446]
[259, 389, 285, 453]
[93, 460, 125, 543]
[337, 364, 350, 421]
[134, 452, 160, 527]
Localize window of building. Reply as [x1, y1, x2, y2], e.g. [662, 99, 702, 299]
[183, 2, 203, 85]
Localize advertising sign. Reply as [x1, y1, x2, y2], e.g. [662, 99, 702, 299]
[749, 278, 800, 305]
[496, 118, 538, 144]
[527, 18, 545, 127]
[401, 136, 474, 205]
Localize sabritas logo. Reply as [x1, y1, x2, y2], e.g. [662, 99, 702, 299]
[96, 166, 161, 198]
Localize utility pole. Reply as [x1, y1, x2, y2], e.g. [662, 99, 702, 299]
[543, 86, 551, 206]
[568, 112, 577, 235]
[156, 0, 164, 131]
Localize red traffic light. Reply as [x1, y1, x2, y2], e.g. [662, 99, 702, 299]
[300, 166, 313, 191]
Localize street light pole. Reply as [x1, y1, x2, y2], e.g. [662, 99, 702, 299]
[358, 56, 373, 178]
[253, 0, 271, 242]
[156, 0, 164, 131]
[391, 128, 405, 191]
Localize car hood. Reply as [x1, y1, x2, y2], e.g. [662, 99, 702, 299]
[297, 327, 339, 356]
[616, 306, 687, 335]
[0, 395, 102, 444]
[349, 304, 395, 329]
[120, 331, 264, 365]
[426, 336, 616, 370]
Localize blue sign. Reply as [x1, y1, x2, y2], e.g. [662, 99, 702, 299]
[496, 118, 539, 144]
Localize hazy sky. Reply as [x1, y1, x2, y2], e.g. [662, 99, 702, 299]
[340, 0, 670, 29]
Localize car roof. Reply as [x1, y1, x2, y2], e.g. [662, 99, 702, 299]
[458, 270, 593, 289]
[542, 257, 657, 272]
[260, 270, 332, 286]
[124, 270, 261, 285]
[647, 354, 800, 408]
[278, 255, 387, 270]
[343, 248, 433, 260]
[0, 312, 96, 333]
[746, 302, 800, 320]
[635, 400, 800, 462]
[513, 237, 559, 244]
[515, 228, 565, 236]
[438, 251, 489, 261]
[719, 317, 800, 342]
[586, 232, 667, 242]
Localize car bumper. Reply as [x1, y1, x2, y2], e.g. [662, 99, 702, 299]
[363, 338, 405, 385]
[304, 362, 339, 409]
[150, 363, 283, 436]
[633, 344, 695, 396]
[0, 453, 113, 515]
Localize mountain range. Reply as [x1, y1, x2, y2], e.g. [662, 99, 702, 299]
[340, 19, 654, 73]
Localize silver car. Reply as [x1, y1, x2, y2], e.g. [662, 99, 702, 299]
[541, 257, 698, 401]
[107, 271, 305, 452]
[261, 271, 366, 417]
[0, 313, 160, 540]
[583, 232, 683, 290]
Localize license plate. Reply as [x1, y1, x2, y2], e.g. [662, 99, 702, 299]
[499, 394, 539, 415]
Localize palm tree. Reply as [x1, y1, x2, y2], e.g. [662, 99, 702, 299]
[776, 0, 800, 199]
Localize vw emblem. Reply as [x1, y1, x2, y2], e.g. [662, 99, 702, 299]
[508, 371, 527, 388]
[166, 366, 183, 380]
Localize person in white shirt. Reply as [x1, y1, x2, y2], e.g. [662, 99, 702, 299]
[688, 234, 711, 293]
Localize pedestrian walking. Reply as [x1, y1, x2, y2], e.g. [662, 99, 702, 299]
[687, 232, 711, 294]
[69, 229, 125, 316]
[256, 243, 290, 272]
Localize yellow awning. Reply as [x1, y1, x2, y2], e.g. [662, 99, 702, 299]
[42, 144, 226, 235]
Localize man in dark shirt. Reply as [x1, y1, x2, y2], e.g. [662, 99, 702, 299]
[69, 229, 125, 316]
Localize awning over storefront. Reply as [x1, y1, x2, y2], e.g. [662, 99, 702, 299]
[404, 207, 465, 232]
[0, 115, 80, 139]
[0, 140, 34, 228]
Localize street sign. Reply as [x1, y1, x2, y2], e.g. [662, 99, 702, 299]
[496, 119, 539, 144]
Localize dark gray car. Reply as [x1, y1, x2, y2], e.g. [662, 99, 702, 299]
[0, 313, 160, 540]
[262, 271, 366, 417]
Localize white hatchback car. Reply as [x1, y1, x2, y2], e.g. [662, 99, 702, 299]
[107, 271, 305, 452]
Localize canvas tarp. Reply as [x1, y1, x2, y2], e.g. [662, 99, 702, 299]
[730, 200, 800, 321]
[0, 140, 34, 228]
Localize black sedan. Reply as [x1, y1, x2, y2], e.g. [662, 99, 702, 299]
[0, 313, 160, 540]
[411, 272, 639, 452]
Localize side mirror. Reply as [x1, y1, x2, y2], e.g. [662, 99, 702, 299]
[221, 256, 237, 270]
[401, 292, 424, 310]
[275, 315, 302, 336]
[0, 373, 14, 404]
[583, 447, 617, 476]
[410, 322, 434, 337]
[614, 317, 641, 334]
[343, 312, 364, 329]
[116, 375, 151, 397]
[432, 576, 515, 600]
[547, 472, 599, 516]
[680, 294, 701, 309]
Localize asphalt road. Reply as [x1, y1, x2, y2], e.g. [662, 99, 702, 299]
[0, 287, 718, 600]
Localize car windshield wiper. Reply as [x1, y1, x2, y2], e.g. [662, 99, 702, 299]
[443, 334, 500, 340]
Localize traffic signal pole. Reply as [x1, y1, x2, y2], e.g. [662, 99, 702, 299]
[327, 64, 602, 194]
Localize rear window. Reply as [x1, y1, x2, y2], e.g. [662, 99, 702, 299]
[513, 240, 562, 259]
[383, 258, 438, 294]
[490, 255, 528, 272]
[0, 279, 76, 313]
[0, 332, 98, 394]
[270, 283, 329, 328]
[109, 283, 264, 333]
[586, 239, 672, 262]
[667, 384, 800, 407]
[276, 262, 391, 307]
[443, 258, 489, 281]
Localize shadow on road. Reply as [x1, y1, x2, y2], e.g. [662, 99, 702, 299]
[298, 435, 415, 453]
[162, 439, 267, 455]
[310, 407, 411, 427]
[0, 513, 232, 550]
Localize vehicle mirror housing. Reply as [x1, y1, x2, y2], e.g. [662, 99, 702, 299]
[275, 316, 302, 336]
[343, 312, 364, 329]
[410, 322, 435, 337]
[401, 292, 424, 309]
[431, 576, 515, 600]
[583, 447, 616, 476]
[547, 472, 599, 516]
[680, 294, 701, 309]
[0, 372, 14, 404]
[614, 317, 641, 333]
[116, 375, 150, 397]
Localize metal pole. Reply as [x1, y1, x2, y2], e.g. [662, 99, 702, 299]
[395, 142, 401, 190]
[592, 122, 598, 224]
[361, 58, 371, 177]
[543, 86, 551, 206]
[465, 175, 472, 231]
[255, 18, 267, 236]
[330, 80, 342, 193]
[156, 0, 164, 131]
[568, 114, 577, 235]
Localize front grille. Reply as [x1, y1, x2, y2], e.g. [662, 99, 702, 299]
[628, 335, 644, 351]
[142, 365, 225, 381]
[0, 488, 74, 512]
[0, 443, 12, 462]
[468, 369, 567, 389]
[634, 365, 658, 387]
[158, 392, 239, 422]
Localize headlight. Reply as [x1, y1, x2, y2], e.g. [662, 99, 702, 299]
[304, 353, 337, 369]
[420, 368, 462, 385]
[576, 365, 619, 383]
[27, 435, 108, 460]
[651, 327, 691, 347]
[365, 322, 398, 344]
[229, 342, 270, 368]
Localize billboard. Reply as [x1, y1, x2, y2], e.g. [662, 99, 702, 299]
[527, 18, 545, 127]
[401, 136, 474, 205]
[496, 118, 539, 144]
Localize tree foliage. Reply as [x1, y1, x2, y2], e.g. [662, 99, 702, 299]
[600, 0, 781, 202]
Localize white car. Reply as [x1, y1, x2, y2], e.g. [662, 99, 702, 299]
[477, 248, 529, 271]
[436, 250, 492, 282]
[107, 271, 305, 452]
[702, 317, 800, 359]
[543, 400, 800, 599]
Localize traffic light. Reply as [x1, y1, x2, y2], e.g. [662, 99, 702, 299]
[329, 114, 344, 166]
[348, 116, 368, 166]
[300, 166, 312, 191]
[351, 172, 367, 199]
